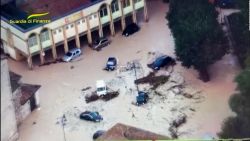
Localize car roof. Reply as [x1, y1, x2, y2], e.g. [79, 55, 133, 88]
[108, 57, 116, 61]
[96, 80, 106, 87]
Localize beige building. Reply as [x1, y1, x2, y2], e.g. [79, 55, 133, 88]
[1, 0, 148, 69]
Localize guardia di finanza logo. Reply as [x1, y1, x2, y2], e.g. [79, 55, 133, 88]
[9, 12, 51, 24]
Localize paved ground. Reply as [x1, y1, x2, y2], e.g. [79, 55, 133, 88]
[7, 1, 240, 141]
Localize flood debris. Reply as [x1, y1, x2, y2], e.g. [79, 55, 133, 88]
[39, 59, 64, 66]
[85, 93, 99, 103]
[134, 72, 169, 90]
[85, 91, 119, 103]
[169, 114, 187, 138]
[81, 86, 91, 91]
[102, 91, 119, 101]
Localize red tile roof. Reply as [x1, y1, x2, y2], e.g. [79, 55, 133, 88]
[97, 123, 169, 140]
[19, 0, 92, 19]
[20, 84, 41, 105]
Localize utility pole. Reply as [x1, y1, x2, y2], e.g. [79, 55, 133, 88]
[62, 114, 67, 141]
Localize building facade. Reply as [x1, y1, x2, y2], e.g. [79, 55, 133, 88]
[1, 0, 148, 69]
[1, 58, 19, 141]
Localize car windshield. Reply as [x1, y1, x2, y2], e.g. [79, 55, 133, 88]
[107, 61, 114, 65]
[66, 52, 72, 56]
[97, 87, 105, 91]
[154, 56, 166, 65]
[90, 112, 98, 117]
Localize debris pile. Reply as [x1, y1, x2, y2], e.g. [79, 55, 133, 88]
[85, 91, 119, 103]
[169, 114, 187, 138]
[134, 72, 169, 90]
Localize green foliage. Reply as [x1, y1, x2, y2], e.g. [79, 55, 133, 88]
[218, 116, 250, 138]
[167, 0, 228, 81]
[228, 13, 250, 67]
[219, 65, 250, 138]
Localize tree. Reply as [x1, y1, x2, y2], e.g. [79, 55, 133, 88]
[218, 66, 250, 138]
[218, 0, 250, 138]
[227, 0, 250, 67]
[167, 0, 228, 82]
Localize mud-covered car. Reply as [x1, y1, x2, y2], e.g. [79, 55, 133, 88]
[80, 111, 103, 122]
[147, 55, 175, 70]
[122, 23, 140, 37]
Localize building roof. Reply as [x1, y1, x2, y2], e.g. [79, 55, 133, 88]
[97, 123, 169, 140]
[1, 0, 103, 31]
[19, 0, 91, 19]
[20, 84, 41, 105]
[9, 71, 22, 93]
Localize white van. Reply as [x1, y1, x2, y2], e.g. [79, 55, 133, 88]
[96, 80, 107, 96]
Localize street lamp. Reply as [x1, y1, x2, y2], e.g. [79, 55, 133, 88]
[61, 114, 67, 141]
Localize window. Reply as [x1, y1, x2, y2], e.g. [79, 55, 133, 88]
[53, 30, 57, 35]
[111, 0, 119, 13]
[124, 0, 130, 8]
[94, 14, 97, 18]
[28, 35, 37, 47]
[65, 25, 69, 29]
[89, 16, 92, 20]
[77, 20, 81, 25]
[40, 30, 50, 42]
[100, 6, 108, 17]
[58, 29, 62, 32]
[70, 24, 74, 28]
[82, 19, 85, 23]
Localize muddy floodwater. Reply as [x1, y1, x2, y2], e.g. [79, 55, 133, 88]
[8, 1, 240, 141]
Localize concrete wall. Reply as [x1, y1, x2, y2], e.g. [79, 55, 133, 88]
[1, 59, 18, 141]
[13, 89, 40, 126]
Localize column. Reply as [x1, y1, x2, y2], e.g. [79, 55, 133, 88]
[49, 29, 57, 60]
[144, 0, 149, 22]
[131, 0, 137, 23]
[97, 12, 104, 38]
[26, 40, 33, 70]
[119, 0, 126, 30]
[86, 16, 93, 46]
[108, 5, 115, 36]
[36, 34, 45, 65]
[62, 26, 69, 53]
[74, 22, 81, 48]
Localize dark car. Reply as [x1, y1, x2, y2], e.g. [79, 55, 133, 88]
[104, 57, 117, 71]
[216, 0, 235, 8]
[122, 23, 140, 37]
[147, 55, 176, 70]
[93, 130, 106, 140]
[136, 91, 149, 106]
[92, 37, 111, 51]
[79, 111, 103, 122]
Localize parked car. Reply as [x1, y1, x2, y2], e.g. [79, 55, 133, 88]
[122, 23, 140, 37]
[93, 130, 106, 140]
[136, 91, 149, 106]
[216, 0, 235, 8]
[62, 48, 81, 62]
[93, 37, 111, 51]
[80, 111, 103, 122]
[147, 55, 175, 70]
[104, 57, 117, 71]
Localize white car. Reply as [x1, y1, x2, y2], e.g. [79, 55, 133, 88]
[62, 48, 81, 62]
